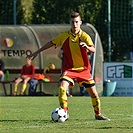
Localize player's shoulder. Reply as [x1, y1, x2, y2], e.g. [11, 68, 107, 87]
[80, 30, 91, 39]
[31, 64, 35, 67]
[57, 30, 69, 39]
[81, 30, 89, 36]
[60, 30, 69, 36]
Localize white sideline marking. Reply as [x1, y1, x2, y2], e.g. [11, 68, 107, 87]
[14, 126, 41, 129]
[110, 114, 133, 120]
[111, 114, 133, 117]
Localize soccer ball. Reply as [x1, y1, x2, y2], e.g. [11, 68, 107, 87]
[51, 108, 67, 122]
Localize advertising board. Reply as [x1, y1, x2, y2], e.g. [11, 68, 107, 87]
[103, 62, 133, 96]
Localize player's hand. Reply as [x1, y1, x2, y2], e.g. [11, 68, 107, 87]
[20, 75, 27, 79]
[79, 42, 89, 51]
[28, 52, 38, 60]
[80, 42, 95, 53]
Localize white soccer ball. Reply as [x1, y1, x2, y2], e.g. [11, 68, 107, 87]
[51, 108, 67, 122]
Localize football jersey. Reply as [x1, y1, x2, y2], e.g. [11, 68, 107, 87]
[21, 64, 35, 78]
[51, 29, 94, 71]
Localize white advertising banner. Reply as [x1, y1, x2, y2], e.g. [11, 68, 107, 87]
[103, 62, 133, 96]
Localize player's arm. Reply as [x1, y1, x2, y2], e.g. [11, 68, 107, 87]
[86, 45, 96, 53]
[19, 66, 25, 78]
[29, 65, 35, 77]
[58, 48, 63, 60]
[80, 42, 96, 53]
[80, 32, 96, 53]
[20, 66, 24, 76]
[31, 41, 54, 59]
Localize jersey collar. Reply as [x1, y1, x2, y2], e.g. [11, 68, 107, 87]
[69, 29, 82, 37]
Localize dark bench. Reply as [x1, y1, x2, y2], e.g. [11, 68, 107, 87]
[0, 69, 61, 96]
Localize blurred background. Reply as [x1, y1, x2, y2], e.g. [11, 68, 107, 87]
[0, 0, 132, 62]
[0, 0, 133, 96]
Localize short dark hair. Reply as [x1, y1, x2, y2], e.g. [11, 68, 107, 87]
[70, 12, 81, 19]
[26, 55, 31, 60]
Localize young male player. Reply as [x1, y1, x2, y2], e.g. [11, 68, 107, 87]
[30, 12, 110, 121]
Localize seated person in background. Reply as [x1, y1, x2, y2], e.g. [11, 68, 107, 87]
[28, 63, 55, 96]
[0, 59, 5, 81]
[28, 78, 38, 96]
[14, 56, 35, 96]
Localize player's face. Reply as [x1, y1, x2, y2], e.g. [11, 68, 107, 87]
[26, 58, 31, 66]
[70, 16, 82, 34]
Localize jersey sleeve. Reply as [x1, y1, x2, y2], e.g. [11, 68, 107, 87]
[80, 31, 94, 47]
[51, 34, 63, 48]
[31, 65, 35, 77]
[21, 66, 25, 75]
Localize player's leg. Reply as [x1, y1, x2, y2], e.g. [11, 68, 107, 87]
[86, 85, 101, 115]
[58, 80, 69, 111]
[78, 69, 110, 120]
[86, 85, 110, 121]
[77, 70, 101, 116]
[20, 77, 30, 95]
[59, 70, 75, 110]
[66, 88, 72, 97]
[14, 77, 23, 95]
[59, 70, 75, 120]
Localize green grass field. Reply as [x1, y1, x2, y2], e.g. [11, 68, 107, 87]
[0, 96, 132, 133]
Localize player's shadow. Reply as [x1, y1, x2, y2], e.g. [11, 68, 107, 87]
[96, 127, 133, 130]
[0, 119, 53, 123]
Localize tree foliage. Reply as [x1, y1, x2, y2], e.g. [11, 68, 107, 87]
[31, 0, 102, 24]
[0, 0, 132, 61]
[94, 0, 132, 61]
[0, 0, 23, 24]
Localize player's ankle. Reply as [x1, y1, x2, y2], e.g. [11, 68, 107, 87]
[63, 107, 68, 111]
[13, 92, 17, 96]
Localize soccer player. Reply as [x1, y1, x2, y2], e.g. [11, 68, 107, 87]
[30, 12, 110, 121]
[14, 56, 35, 96]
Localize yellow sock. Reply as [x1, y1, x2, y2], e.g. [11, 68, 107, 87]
[14, 84, 18, 92]
[58, 87, 68, 110]
[21, 84, 27, 93]
[91, 98, 101, 116]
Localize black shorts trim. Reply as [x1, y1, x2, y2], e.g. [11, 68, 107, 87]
[82, 83, 95, 88]
[59, 78, 72, 84]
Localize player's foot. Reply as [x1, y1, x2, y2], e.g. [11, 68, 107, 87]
[13, 92, 17, 96]
[95, 114, 110, 121]
[67, 93, 72, 97]
[20, 91, 24, 96]
[66, 111, 69, 121]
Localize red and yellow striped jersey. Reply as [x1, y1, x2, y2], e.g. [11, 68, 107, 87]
[51, 29, 94, 71]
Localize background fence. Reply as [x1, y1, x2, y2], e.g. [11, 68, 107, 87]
[0, 0, 133, 61]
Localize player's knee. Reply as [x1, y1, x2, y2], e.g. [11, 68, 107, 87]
[82, 83, 95, 88]
[59, 87, 66, 95]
